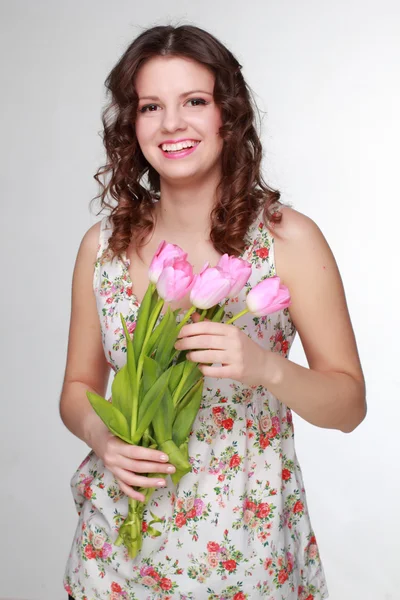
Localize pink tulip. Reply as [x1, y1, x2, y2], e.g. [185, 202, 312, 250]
[189, 264, 232, 309]
[246, 276, 291, 316]
[156, 258, 194, 302]
[217, 254, 252, 298]
[148, 241, 187, 284]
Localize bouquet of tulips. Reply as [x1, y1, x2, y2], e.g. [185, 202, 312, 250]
[87, 241, 290, 558]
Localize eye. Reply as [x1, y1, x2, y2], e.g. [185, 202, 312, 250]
[186, 98, 208, 107]
[139, 104, 159, 113]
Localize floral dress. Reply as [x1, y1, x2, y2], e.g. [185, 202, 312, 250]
[64, 208, 329, 600]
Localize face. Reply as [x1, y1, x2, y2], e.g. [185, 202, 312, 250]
[135, 56, 224, 185]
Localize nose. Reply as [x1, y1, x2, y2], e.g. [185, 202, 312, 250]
[161, 106, 187, 134]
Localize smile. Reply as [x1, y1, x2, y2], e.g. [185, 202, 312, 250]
[159, 140, 201, 159]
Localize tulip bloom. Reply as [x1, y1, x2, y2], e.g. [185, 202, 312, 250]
[189, 264, 232, 310]
[149, 241, 187, 284]
[246, 276, 291, 316]
[217, 254, 252, 298]
[156, 258, 194, 302]
[225, 276, 291, 325]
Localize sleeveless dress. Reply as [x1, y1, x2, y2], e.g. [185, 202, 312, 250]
[64, 208, 329, 600]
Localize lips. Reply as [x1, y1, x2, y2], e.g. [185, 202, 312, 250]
[159, 140, 201, 160]
[159, 138, 201, 145]
[159, 139, 201, 152]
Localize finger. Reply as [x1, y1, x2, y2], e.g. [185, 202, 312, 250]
[117, 456, 176, 475]
[115, 478, 146, 502]
[187, 350, 227, 364]
[177, 321, 229, 338]
[175, 334, 227, 351]
[199, 364, 233, 379]
[113, 467, 167, 489]
[122, 445, 170, 463]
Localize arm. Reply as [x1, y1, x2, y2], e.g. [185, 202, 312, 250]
[59, 221, 111, 447]
[59, 222, 175, 501]
[263, 207, 366, 433]
[176, 207, 366, 433]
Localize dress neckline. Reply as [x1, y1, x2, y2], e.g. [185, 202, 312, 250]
[116, 209, 262, 313]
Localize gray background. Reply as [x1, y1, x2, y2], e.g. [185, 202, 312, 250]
[1, 1, 399, 598]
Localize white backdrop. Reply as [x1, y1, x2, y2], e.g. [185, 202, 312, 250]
[1, 1, 399, 599]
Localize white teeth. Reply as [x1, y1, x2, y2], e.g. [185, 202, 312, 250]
[161, 140, 199, 152]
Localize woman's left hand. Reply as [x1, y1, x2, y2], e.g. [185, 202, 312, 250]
[174, 313, 268, 387]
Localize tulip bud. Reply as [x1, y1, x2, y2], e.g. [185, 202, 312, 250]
[148, 241, 187, 284]
[189, 264, 232, 310]
[246, 276, 291, 316]
[156, 258, 194, 303]
[217, 254, 252, 298]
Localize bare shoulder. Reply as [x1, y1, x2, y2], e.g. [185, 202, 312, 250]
[272, 206, 336, 285]
[71, 219, 103, 311]
[76, 220, 102, 264]
[272, 205, 325, 246]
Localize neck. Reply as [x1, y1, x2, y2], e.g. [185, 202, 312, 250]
[156, 171, 221, 238]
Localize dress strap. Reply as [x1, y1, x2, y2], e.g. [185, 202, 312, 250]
[93, 216, 113, 294]
[96, 216, 113, 261]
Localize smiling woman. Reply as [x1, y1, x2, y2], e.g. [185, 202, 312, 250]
[134, 56, 224, 195]
[91, 25, 281, 261]
[60, 23, 365, 600]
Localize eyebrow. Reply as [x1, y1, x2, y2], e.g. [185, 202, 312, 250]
[138, 90, 213, 101]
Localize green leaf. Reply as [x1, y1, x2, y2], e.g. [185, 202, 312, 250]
[132, 283, 154, 366]
[133, 367, 173, 444]
[212, 304, 226, 322]
[120, 314, 137, 384]
[158, 439, 191, 474]
[175, 349, 189, 365]
[176, 363, 203, 406]
[142, 356, 160, 398]
[146, 308, 171, 357]
[111, 365, 133, 423]
[110, 315, 137, 425]
[86, 391, 131, 443]
[172, 379, 204, 447]
[168, 362, 186, 392]
[154, 307, 178, 370]
[149, 287, 159, 313]
[152, 386, 174, 444]
[205, 304, 219, 320]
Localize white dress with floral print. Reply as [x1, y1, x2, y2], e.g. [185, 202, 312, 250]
[64, 208, 329, 600]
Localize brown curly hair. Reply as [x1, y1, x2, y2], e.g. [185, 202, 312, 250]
[93, 24, 282, 259]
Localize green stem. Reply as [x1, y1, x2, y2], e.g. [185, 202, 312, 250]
[225, 308, 249, 325]
[169, 305, 197, 366]
[175, 305, 197, 335]
[135, 297, 165, 401]
[172, 360, 196, 407]
[172, 307, 210, 405]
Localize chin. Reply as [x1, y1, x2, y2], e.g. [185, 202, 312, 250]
[158, 164, 206, 182]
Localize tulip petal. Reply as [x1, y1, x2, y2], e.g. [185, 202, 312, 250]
[246, 276, 291, 316]
[189, 266, 232, 309]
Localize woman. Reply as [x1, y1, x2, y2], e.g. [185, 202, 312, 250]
[60, 24, 366, 600]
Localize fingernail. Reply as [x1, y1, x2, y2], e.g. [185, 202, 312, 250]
[166, 466, 176, 473]
[157, 480, 166, 487]
[160, 454, 169, 461]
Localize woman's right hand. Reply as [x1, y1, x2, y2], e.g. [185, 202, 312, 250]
[88, 419, 176, 502]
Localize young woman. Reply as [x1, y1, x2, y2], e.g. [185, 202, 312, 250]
[60, 24, 366, 600]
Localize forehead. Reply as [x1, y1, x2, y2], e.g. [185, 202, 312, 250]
[135, 56, 215, 96]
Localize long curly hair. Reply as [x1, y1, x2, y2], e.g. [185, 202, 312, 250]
[93, 24, 282, 259]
